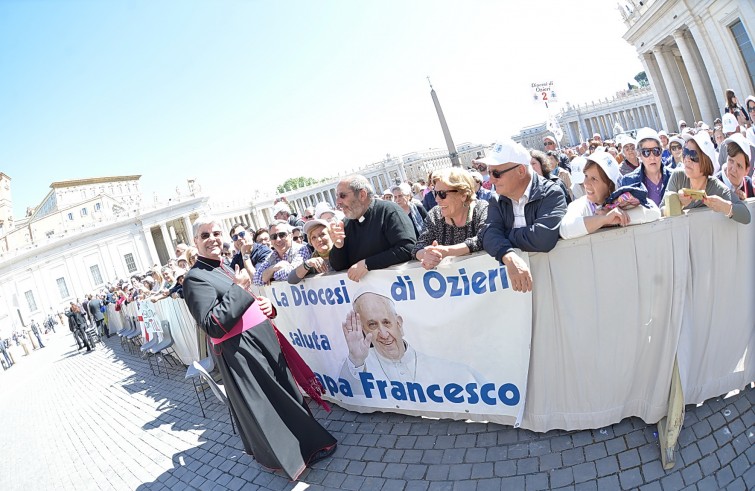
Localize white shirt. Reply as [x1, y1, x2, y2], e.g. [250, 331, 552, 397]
[512, 170, 534, 229]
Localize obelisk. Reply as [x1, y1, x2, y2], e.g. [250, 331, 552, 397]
[429, 78, 461, 168]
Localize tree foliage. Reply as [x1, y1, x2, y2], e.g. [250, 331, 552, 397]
[276, 176, 318, 194]
[634, 71, 649, 87]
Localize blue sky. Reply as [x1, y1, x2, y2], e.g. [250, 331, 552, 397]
[0, 0, 643, 219]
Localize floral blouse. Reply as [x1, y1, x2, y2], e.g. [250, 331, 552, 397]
[411, 200, 488, 258]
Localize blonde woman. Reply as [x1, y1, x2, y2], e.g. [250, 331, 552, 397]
[412, 168, 488, 270]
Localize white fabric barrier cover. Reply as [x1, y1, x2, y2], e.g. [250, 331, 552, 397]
[154, 300, 201, 365]
[677, 204, 755, 404]
[524, 216, 689, 432]
[262, 254, 533, 427]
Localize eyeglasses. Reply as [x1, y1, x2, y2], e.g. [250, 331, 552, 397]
[231, 230, 246, 241]
[670, 144, 682, 151]
[490, 164, 522, 179]
[199, 231, 223, 240]
[683, 147, 700, 163]
[271, 231, 289, 240]
[302, 214, 314, 219]
[640, 147, 662, 158]
[292, 235, 303, 242]
[433, 189, 460, 199]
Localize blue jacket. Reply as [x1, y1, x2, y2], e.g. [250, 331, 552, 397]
[480, 172, 567, 262]
[617, 164, 671, 204]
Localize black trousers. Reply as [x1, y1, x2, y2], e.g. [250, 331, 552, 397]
[95, 318, 108, 337]
[72, 328, 91, 349]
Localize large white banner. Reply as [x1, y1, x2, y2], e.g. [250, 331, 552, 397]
[262, 253, 532, 427]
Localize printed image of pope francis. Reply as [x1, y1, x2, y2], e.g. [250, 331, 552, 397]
[339, 292, 485, 396]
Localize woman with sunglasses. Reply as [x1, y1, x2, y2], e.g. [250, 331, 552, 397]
[664, 132, 750, 224]
[560, 152, 661, 239]
[617, 128, 671, 207]
[183, 216, 336, 480]
[412, 168, 488, 270]
[666, 136, 685, 169]
[253, 220, 312, 286]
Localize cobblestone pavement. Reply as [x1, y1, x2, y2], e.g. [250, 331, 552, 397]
[1, 329, 752, 491]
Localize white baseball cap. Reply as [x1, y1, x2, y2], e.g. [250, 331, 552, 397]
[586, 151, 621, 187]
[272, 203, 291, 217]
[570, 156, 587, 184]
[635, 127, 662, 148]
[722, 113, 738, 134]
[726, 133, 754, 164]
[682, 132, 717, 163]
[303, 218, 330, 237]
[476, 139, 531, 167]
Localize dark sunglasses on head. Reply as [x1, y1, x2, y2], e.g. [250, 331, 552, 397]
[272, 231, 289, 240]
[231, 230, 246, 241]
[640, 147, 662, 158]
[199, 231, 223, 240]
[683, 147, 700, 162]
[490, 164, 522, 179]
[433, 189, 460, 199]
[670, 144, 682, 151]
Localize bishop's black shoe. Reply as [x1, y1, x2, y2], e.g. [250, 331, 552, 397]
[308, 444, 337, 465]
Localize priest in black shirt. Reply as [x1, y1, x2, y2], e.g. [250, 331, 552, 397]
[329, 175, 416, 282]
[183, 216, 336, 480]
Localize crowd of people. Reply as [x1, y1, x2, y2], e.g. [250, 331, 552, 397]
[177, 92, 754, 478]
[6, 88, 754, 478]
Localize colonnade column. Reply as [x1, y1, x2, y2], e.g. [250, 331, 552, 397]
[159, 223, 173, 260]
[673, 29, 715, 125]
[182, 216, 193, 246]
[652, 47, 686, 130]
[142, 227, 160, 266]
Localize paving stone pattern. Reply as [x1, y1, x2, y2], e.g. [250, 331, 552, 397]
[1, 330, 752, 490]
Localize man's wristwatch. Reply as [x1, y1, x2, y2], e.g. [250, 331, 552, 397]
[243, 253, 251, 261]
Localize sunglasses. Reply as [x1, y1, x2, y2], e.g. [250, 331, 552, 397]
[199, 231, 223, 240]
[231, 230, 246, 241]
[748, 106, 755, 113]
[302, 214, 314, 220]
[670, 144, 682, 151]
[640, 147, 662, 158]
[490, 164, 522, 179]
[683, 147, 700, 163]
[293, 235, 303, 242]
[543, 141, 555, 147]
[433, 189, 460, 199]
[272, 231, 289, 240]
